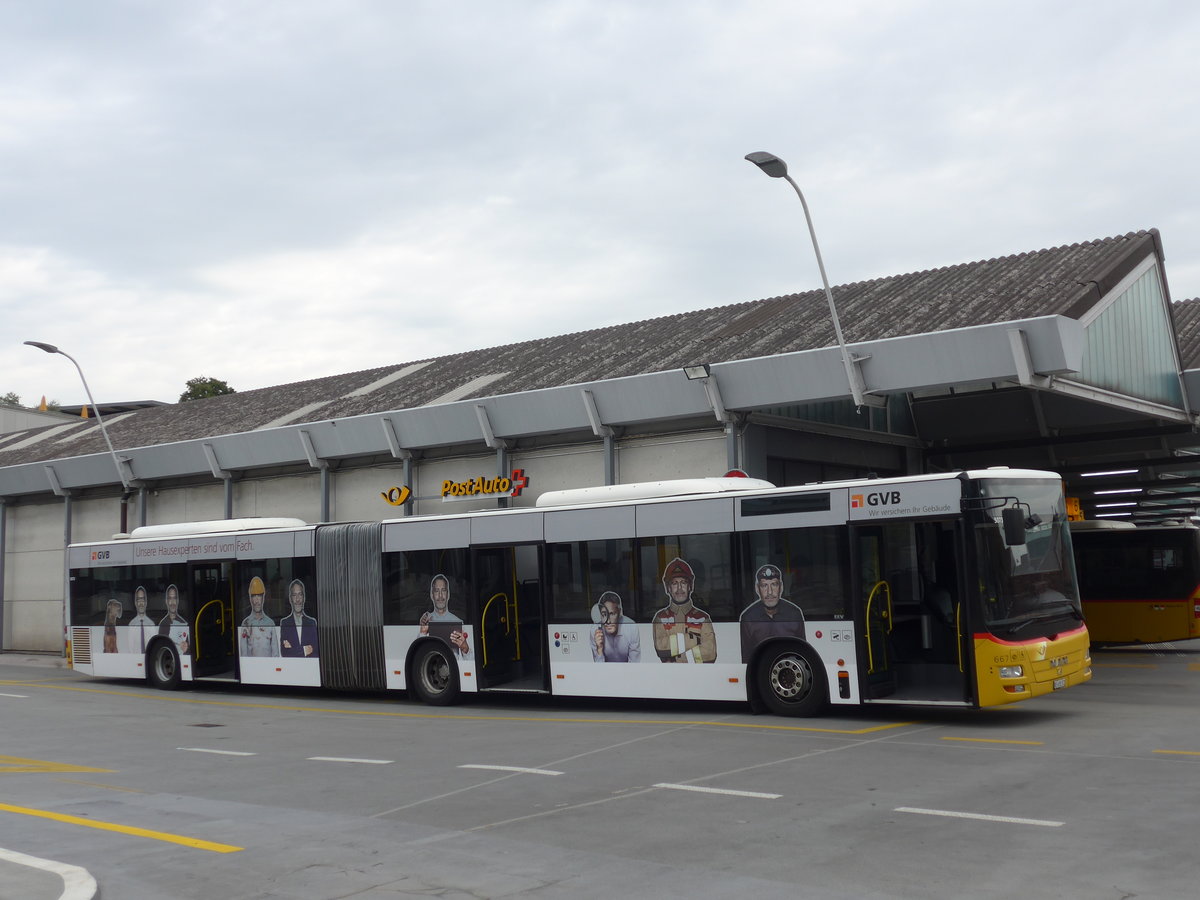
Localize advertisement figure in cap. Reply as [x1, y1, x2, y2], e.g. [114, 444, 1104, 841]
[239, 576, 278, 657]
[652, 558, 717, 663]
[739, 564, 806, 661]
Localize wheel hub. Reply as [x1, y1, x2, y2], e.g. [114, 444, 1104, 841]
[770, 655, 810, 700]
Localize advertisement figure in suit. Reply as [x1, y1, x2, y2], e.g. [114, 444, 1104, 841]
[280, 578, 318, 658]
[126, 585, 156, 654]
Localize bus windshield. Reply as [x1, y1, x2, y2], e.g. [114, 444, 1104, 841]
[972, 477, 1083, 637]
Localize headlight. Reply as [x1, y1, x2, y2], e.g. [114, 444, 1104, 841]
[998, 665, 1024, 678]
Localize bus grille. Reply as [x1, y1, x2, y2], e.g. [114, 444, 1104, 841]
[72, 627, 92, 665]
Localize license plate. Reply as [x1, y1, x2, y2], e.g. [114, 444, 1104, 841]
[1053, 677, 1067, 690]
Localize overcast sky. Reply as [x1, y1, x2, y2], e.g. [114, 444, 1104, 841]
[3, 1, 1197, 408]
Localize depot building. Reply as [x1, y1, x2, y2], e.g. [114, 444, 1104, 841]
[3, 228, 1200, 652]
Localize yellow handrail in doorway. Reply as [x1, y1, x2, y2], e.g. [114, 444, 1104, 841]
[193, 598, 226, 661]
[865, 579, 893, 674]
[479, 592, 509, 667]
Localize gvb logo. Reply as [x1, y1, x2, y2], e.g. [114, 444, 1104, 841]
[853, 491, 902, 508]
[91, 550, 110, 561]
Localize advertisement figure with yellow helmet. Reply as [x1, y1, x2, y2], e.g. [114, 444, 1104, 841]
[652, 557, 717, 663]
[239, 575, 278, 657]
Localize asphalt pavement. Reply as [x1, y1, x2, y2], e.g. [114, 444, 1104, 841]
[0, 653, 95, 900]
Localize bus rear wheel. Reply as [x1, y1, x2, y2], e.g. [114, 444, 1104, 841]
[756, 643, 826, 717]
[411, 642, 460, 706]
[147, 641, 182, 691]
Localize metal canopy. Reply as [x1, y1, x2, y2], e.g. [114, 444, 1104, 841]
[0, 313, 1144, 498]
[2, 308, 1196, 526]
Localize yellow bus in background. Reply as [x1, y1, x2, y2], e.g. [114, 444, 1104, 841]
[1071, 520, 1200, 645]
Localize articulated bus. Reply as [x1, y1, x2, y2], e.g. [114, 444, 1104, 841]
[1071, 519, 1200, 645]
[66, 468, 1090, 717]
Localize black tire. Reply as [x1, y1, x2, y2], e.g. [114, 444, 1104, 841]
[755, 643, 827, 717]
[147, 640, 182, 691]
[410, 641, 461, 706]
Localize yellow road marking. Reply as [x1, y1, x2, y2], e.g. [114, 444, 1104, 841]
[23, 680, 915, 735]
[0, 802, 242, 852]
[0, 755, 114, 775]
[1153, 749, 1200, 757]
[1189, 663, 1200, 672]
[941, 736, 1043, 746]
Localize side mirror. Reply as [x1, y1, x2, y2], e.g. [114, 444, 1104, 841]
[1002, 507, 1027, 546]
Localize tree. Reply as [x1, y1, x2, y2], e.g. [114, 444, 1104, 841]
[179, 376, 236, 402]
[0, 393, 58, 410]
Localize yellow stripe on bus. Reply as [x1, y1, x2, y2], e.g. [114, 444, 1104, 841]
[0, 802, 242, 853]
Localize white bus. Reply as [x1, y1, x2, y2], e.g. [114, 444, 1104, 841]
[66, 468, 1091, 716]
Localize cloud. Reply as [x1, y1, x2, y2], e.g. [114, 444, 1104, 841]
[2, 0, 1198, 408]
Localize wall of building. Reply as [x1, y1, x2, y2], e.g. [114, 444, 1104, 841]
[0, 406, 75, 435]
[143, 482, 228, 526]
[615, 432, 727, 483]
[4, 500, 67, 651]
[234, 473, 322, 522]
[331, 462, 407, 520]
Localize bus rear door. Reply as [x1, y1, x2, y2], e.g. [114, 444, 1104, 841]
[190, 562, 235, 679]
[473, 543, 546, 692]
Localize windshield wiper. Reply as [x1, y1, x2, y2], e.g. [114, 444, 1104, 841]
[1004, 605, 1082, 636]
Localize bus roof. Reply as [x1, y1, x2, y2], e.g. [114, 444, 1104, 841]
[120, 517, 309, 541]
[535, 476, 776, 507]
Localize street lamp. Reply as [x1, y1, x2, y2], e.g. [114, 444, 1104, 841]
[24, 341, 131, 492]
[744, 151, 868, 409]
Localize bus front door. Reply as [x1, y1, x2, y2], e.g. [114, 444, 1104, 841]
[190, 562, 235, 678]
[854, 521, 970, 705]
[473, 544, 546, 692]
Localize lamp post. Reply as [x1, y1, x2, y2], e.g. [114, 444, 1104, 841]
[744, 151, 868, 410]
[24, 341, 132, 494]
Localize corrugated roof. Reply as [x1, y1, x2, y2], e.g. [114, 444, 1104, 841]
[1171, 298, 1200, 370]
[0, 230, 1163, 470]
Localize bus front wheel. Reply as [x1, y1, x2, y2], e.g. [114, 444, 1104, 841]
[756, 643, 826, 717]
[411, 642, 460, 706]
[147, 641, 182, 691]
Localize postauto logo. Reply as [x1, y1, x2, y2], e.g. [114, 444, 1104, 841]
[851, 490, 901, 509]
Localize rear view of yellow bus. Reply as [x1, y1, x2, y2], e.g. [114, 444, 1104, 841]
[1070, 520, 1200, 645]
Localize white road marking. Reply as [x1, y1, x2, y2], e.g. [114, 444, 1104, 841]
[307, 756, 392, 765]
[895, 806, 1064, 827]
[459, 764, 563, 776]
[0, 692, 28, 698]
[0, 846, 97, 900]
[176, 747, 256, 756]
[654, 782, 781, 800]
